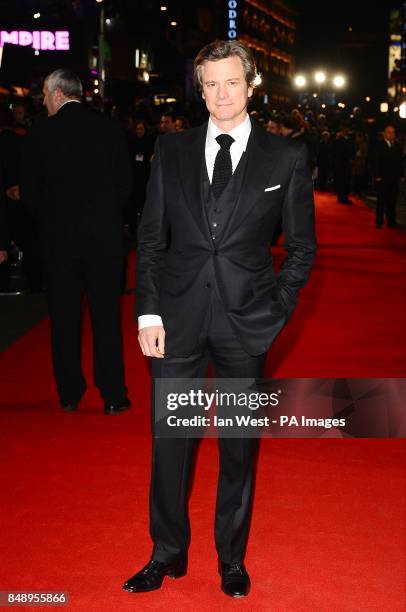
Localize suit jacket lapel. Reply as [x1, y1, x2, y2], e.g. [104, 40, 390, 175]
[177, 122, 210, 241]
[221, 120, 279, 243]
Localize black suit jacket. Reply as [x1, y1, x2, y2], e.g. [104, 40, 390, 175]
[21, 102, 133, 258]
[373, 140, 403, 184]
[135, 119, 317, 356]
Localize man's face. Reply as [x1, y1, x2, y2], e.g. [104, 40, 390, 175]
[135, 123, 145, 138]
[280, 125, 293, 137]
[384, 126, 395, 142]
[13, 106, 26, 124]
[175, 118, 184, 132]
[160, 115, 175, 133]
[267, 120, 280, 135]
[201, 56, 253, 129]
[42, 81, 62, 116]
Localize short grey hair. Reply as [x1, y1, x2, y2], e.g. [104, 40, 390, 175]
[45, 68, 83, 99]
[194, 40, 257, 91]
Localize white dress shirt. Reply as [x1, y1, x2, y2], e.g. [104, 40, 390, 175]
[204, 112, 251, 181]
[138, 113, 252, 330]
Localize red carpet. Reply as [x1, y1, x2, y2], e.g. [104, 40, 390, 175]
[0, 192, 405, 610]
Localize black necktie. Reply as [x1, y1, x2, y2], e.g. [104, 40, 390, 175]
[212, 134, 235, 200]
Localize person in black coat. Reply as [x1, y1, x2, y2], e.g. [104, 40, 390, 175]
[21, 69, 134, 414]
[332, 123, 356, 204]
[126, 120, 154, 237]
[373, 125, 403, 228]
[316, 131, 332, 191]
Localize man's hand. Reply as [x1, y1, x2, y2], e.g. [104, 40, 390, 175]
[0, 250, 7, 264]
[138, 325, 165, 358]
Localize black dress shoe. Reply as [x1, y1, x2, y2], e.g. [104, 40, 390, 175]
[104, 397, 131, 415]
[218, 560, 251, 598]
[61, 403, 77, 412]
[123, 555, 187, 593]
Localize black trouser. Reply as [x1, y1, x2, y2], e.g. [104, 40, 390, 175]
[317, 163, 330, 191]
[335, 165, 351, 202]
[149, 286, 266, 565]
[44, 256, 127, 406]
[376, 180, 398, 226]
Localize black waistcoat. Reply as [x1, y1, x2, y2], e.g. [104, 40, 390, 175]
[201, 148, 248, 244]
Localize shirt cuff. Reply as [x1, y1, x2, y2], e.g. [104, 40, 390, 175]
[138, 315, 164, 329]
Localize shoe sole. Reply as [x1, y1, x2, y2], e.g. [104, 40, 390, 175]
[221, 586, 250, 598]
[104, 406, 131, 416]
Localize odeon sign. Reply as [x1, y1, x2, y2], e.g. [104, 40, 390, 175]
[0, 30, 70, 51]
[227, 0, 238, 39]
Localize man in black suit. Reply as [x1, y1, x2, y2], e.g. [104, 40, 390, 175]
[332, 122, 355, 204]
[124, 41, 316, 597]
[21, 69, 133, 414]
[373, 125, 403, 228]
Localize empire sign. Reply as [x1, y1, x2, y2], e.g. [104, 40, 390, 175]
[0, 30, 70, 51]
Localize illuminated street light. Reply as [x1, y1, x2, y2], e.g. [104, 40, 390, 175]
[380, 102, 388, 113]
[399, 102, 406, 119]
[365, 96, 371, 102]
[160, 5, 168, 10]
[312, 93, 318, 98]
[33, 12, 40, 18]
[94, 79, 99, 85]
[170, 21, 177, 26]
[253, 73, 262, 86]
[394, 106, 399, 113]
[314, 71, 326, 83]
[321, 103, 326, 109]
[143, 71, 150, 83]
[337, 102, 346, 108]
[294, 75, 306, 88]
[95, 0, 103, 3]
[94, 88, 99, 94]
[333, 75, 345, 88]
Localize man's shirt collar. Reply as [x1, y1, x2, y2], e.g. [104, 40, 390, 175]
[58, 99, 81, 112]
[206, 113, 251, 151]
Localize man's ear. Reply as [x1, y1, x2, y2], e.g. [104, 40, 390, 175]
[248, 86, 253, 98]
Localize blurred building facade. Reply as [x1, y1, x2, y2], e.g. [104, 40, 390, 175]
[388, 4, 406, 108]
[104, 0, 297, 109]
[239, 0, 296, 106]
[0, 0, 297, 110]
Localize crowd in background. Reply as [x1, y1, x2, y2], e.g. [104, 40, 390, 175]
[0, 92, 404, 294]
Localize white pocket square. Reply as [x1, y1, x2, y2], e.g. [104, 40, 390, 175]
[264, 184, 281, 192]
